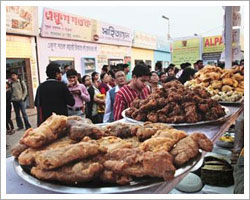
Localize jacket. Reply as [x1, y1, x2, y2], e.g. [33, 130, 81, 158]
[11, 79, 27, 101]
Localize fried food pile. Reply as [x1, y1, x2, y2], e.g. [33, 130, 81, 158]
[185, 65, 244, 102]
[12, 113, 213, 186]
[125, 80, 226, 123]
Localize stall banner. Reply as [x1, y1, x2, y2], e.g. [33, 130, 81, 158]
[94, 21, 132, 46]
[132, 31, 157, 50]
[203, 35, 224, 53]
[41, 8, 96, 42]
[172, 38, 200, 66]
[6, 6, 38, 36]
[156, 37, 171, 52]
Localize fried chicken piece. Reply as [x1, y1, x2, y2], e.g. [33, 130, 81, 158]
[96, 136, 132, 152]
[139, 99, 158, 112]
[139, 137, 176, 152]
[198, 103, 209, 113]
[157, 97, 168, 108]
[125, 107, 138, 118]
[158, 113, 168, 123]
[134, 112, 147, 121]
[130, 97, 141, 109]
[152, 129, 187, 142]
[165, 115, 186, 123]
[20, 113, 68, 148]
[31, 160, 103, 185]
[68, 121, 105, 141]
[34, 142, 106, 170]
[147, 112, 158, 123]
[183, 102, 199, 123]
[100, 170, 132, 185]
[18, 136, 76, 166]
[104, 148, 176, 180]
[168, 103, 182, 117]
[134, 124, 161, 141]
[157, 104, 171, 115]
[11, 143, 28, 158]
[170, 133, 213, 166]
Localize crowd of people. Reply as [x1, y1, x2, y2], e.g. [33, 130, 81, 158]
[6, 59, 244, 132]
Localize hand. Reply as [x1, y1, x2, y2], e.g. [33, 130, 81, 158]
[72, 90, 81, 95]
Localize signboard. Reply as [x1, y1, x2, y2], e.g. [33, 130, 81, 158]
[132, 31, 157, 50]
[41, 8, 96, 42]
[203, 35, 224, 53]
[6, 6, 38, 36]
[156, 37, 171, 52]
[172, 38, 200, 66]
[94, 21, 132, 46]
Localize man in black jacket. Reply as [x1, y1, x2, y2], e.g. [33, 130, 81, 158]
[35, 62, 75, 125]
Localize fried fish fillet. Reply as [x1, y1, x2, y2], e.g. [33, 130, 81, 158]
[18, 136, 77, 166]
[34, 142, 106, 170]
[103, 148, 176, 180]
[100, 170, 132, 185]
[152, 128, 187, 142]
[11, 143, 28, 158]
[20, 113, 67, 148]
[170, 133, 213, 166]
[31, 160, 103, 184]
[139, 137, 176, 152]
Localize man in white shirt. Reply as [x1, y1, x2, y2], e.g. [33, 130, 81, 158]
[103, 69, 126, 123]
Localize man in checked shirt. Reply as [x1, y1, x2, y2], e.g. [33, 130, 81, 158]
[113, 63, 151, 120]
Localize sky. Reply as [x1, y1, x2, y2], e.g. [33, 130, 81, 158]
[38, 5, 244, 39]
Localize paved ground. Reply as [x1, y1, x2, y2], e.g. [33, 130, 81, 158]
[6, 108, 37, 157]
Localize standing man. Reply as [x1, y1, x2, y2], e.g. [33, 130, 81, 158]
[195, 60, 204, 71]
[10, 71, 31, 130]
[66, 69, 90, 117]
[103, 69, 126, 123]
[35, 62, 75, 125]
[113, 64, 151, 120]
[62, 65, 71, 84]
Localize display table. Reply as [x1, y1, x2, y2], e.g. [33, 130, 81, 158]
[6, 104, 243, 194]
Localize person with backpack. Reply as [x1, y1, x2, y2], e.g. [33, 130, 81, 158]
[10, 71, 31, 130]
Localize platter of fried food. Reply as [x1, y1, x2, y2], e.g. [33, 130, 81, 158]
[123, 80, 230, 126]
[185, 65, 244, 103]
[12, 113, 213, 193]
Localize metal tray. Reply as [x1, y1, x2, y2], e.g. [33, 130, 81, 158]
[122, 106, 231, 127]
[13, 153, 202, 194]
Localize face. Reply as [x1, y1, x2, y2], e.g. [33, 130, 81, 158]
[197, 61, 203, 70]
[84, 76, 92, 86]
[94, 73, 99, 81]
[115, 71, 126, 86]
[150, 73, 159, 84]
[124, 67, 130, 74]
[67, 75, 78, 85]
[103, 74, 111, 83]
[64, 66, 70, 73]
[160, 74, 167, 82]
[11, 73, 18, 81]
[135, 75, 150, 90]
[168, 68, 175, 76]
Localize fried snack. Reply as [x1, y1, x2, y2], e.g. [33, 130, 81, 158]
[122, 137, 141, 148]
[233, 73, 244, 81]
[31, 160, 103, 185]
[104, 148, 176, 180]
[34, 142, 105, 170]
[222, 78, 234, 86]
[207, 72, 221, 80]
[11, 143, 28, 158]
[170, 133, 213, 166]
[100, 170, 132, 185]
[18, 136, 77, 166]
[96, 136, 132, 152]
[68, 120, 105, 141]
[211, 80, 222, 89]
[20, 113, 67, 148]
[152, 129, 187, 142]
[221, 85, 233, 92]
[139, 137, 176, 152]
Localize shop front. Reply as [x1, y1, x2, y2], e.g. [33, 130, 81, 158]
[37, 36, 98, 82]
[6, 6, 39, 108]
[131, 31, 156, 70]
[154, 37, 172, 69]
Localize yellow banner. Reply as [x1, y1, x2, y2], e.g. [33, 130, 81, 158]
[172, 38, 200, 66]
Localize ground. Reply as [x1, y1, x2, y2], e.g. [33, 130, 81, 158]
[6, 108, 37, 157]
